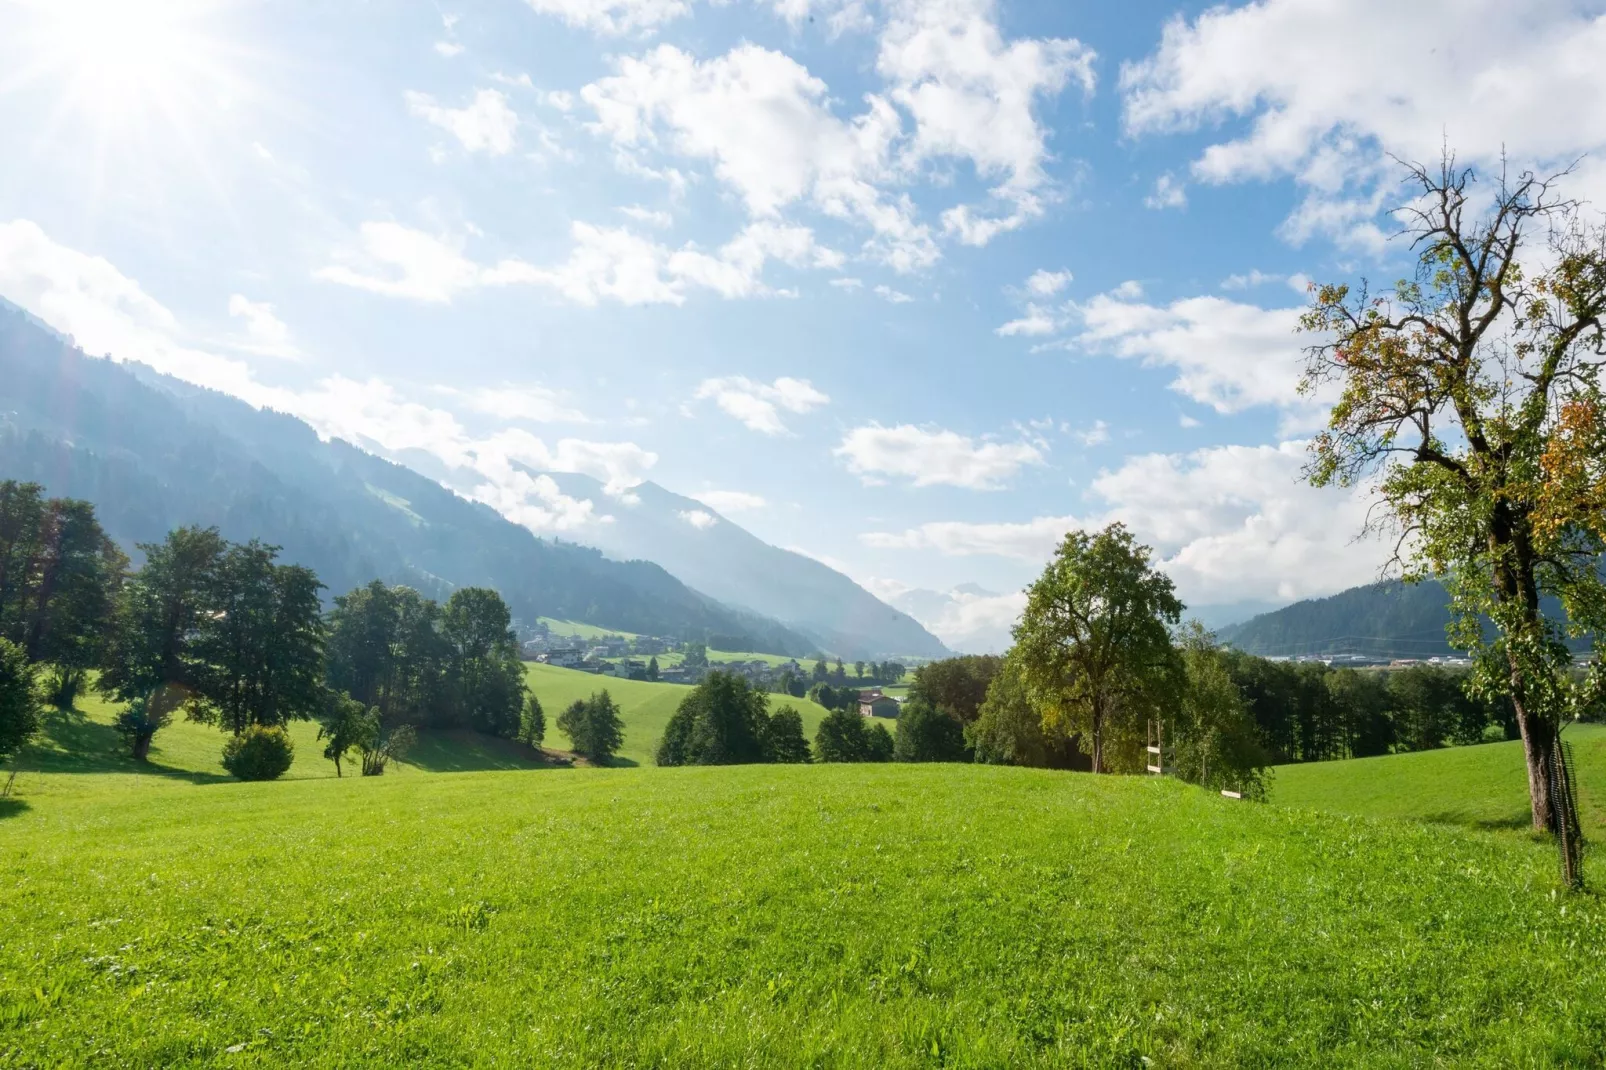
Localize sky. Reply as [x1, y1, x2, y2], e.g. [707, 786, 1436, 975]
[3, 0, 1606, 653]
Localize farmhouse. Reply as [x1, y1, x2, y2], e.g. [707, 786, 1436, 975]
[859, 690, 899, 718]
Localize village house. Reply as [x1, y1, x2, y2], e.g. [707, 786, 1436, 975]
[858, 689, 898, 718]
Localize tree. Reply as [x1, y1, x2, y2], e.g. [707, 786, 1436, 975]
[189, 541, 325, 735]
[853, 660, 865, 680]
[1013, 524, 1183, 773]
[0, 483, 125, 705]
[1168, 625, 1272, 799]
[866, 722, 895, 762]
[893, 697, 967, 762]
[442, 587, 526, 738]
[359, 722, 416, 776]
[318, 690, 377, 778]
[97, 526, 226, 757]
[113, 698, 171, 764]
[813, 707, 870, 762]
[1301, 156, 1606, 854]
[656, 670, 770, 766]
[519, 693, 546, 748]
[763, 705, 811, 763]
[558, 690, 625, 763]
[682, 642, 708, 670]
[647, 655, 660, 682]
[910, 655, 1002, 724]
[967, 654, 1085, 769]
[0, 638, 41, 764]
[811, 659, 829, 683]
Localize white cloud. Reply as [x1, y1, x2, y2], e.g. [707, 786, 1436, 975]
[835, 423, 1045, 490]
[883, 584, 1025, 654]
[1025, 268, 1072, 296]
[435, 41, 464, 58]
[1075, 419, 1109, 447]
[873, 284, 913, 303]
[0, 219, 654, 535]
[861, 441, 1384, 606]
[317, 219, 837, 307]
[879, 0, 1095, 241]
[1075, 284, 1323, 431]
[405, 88, 519, 155]
[678, 509, 718, 529]
[1221, 269, 1282, 291]
[1121, 0, 1606, 247]
[618, 204, 673, 227]
[521, 0, 691, 34]
[830, 277, 864, 290]
[694, 490, 766, 514]
[433, 383, 590, 423]
[1144, 172, 1186, 210]
[225, 294, 298, 360]
[995, 306, 1057, 337]
[694, 375, 830, 434]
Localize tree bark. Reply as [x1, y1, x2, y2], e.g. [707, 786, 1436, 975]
[1509, 677, 1558, 833]
[1090, 705, 1104, 774]
[132, 732, 152, 762]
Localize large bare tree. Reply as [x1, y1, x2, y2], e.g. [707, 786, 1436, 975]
[1301, 155, 1606, 881]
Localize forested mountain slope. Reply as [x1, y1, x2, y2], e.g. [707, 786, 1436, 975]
[0, 304, 813, 654]
[543, 472, 949, 660]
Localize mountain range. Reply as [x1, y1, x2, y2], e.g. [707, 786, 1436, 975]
[0, 302, 826, 654]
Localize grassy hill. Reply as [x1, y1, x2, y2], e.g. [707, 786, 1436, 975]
[1273, 723, 1606, 838]
[523, 663, 840, 765]
[4, 759, 1604, 1065]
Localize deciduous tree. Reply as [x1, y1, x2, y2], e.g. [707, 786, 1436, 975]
[1013, 523, 1182, 773]
[1301, 156, 1606, 860]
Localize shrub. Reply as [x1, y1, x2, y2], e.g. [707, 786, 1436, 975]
[0, 639, 41, 763]
[360, 724, 416, 776]
[113, 697, 173, 762]
[221, 725, 296, 781]
[893, 698, 968, 762]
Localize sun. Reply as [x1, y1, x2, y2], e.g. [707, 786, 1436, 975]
[13, 0, 236, 129]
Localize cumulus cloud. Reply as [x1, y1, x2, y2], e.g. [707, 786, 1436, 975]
[226, 294, 298, 360]
[1121, 0, 1606, 247]
[873, 284, 913, 303]
[405, 88, 519, 155]
[861, 441, 1385, 606]
[580, 4, 1091, 268]
[678, 509, 718, 529]
[835, 423, 1045, 489]
[1144, 172, 1186, 210]
[695, 375, 830, 434]
[1025, 268, 1072, 296]
[316, 219, 839, 306]
[694, 490, 766, 514]
[1074, 283, 1324, 432]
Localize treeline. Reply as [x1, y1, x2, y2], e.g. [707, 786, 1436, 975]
[773, 658, 906, 698]
[655, 670, 893, 766]
[0, 481, 626, 778]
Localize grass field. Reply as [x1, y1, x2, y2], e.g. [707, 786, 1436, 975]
[1273, 723, 1606, 839]
[4, 759, 1604, 1065]
[523, 663, 840, 765]
[536, 618, 638, 641]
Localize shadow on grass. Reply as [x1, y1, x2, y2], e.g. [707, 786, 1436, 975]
[1421, 809, 1532, 833]
[0, 797, 30, 820]
[404, 730, 561, 773]
[28, 706, 230, 784]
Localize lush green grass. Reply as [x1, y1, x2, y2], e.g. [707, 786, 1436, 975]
[523, 663, 840, 765]
[8, 690, 545, 801]
[536, 618, 639, 641]
[4, 762, 1605, 1066]
[1273, 723, 1606, 839]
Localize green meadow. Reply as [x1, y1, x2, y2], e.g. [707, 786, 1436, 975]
[3, 691, 1605, 1065]
[522, 663, 841, 765]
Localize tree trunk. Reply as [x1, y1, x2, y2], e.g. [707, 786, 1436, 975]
[1508, 659, 1557, 833]
[133, 732, 153, 762]
[1090, 707, 1104, 774]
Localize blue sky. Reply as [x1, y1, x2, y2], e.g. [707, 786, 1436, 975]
[4, 0, 1606, 651]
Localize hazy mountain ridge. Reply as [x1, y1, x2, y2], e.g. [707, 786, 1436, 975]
[538, 472, 950, 660]
[0, 304, 814, 655]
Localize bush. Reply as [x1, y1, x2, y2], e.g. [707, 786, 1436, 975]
[360, 724, 416, 776]
[221, 725, 296, 781]
[113, 697, 173, 762]
[0, 639, 41, 763]
[893, 698, 968, 762]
